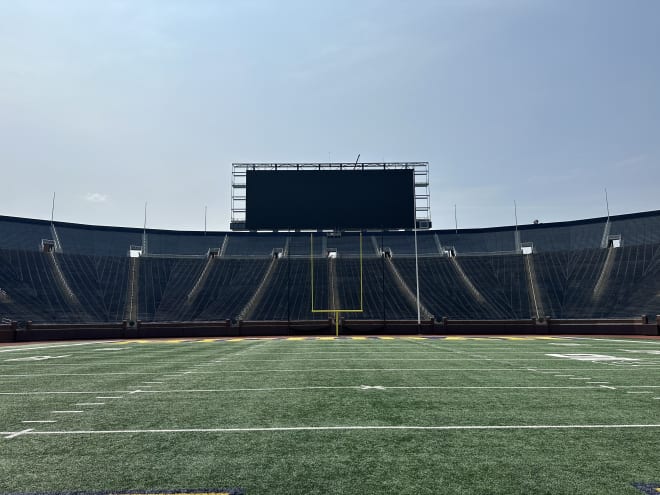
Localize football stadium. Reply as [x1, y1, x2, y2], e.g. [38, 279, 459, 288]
[3, 1, 660, 494]
[1, 162, 660, 494]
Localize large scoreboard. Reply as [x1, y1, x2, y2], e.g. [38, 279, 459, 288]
[230, 163, 430, 231]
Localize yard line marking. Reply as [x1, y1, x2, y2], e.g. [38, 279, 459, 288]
[3, 367, 660, 377]
[554, 375, 573, 377]
[0, 372, 162, 377]
[0, 391, 129, 395]
[0, 341, 112, 353]
[21, 420, 56, 423]
[116, 385, 615, 395]
[569, 378, 592, 380]
[4, 428, 33, 439]
[6, 424, 660, 437]
[599, 385, 617, 390]
[0, 385, 621, 396]
[587, 382, 609, 384]
[51, 410, 84, 414]
[626, 391, 652, 394]
[75, 402, 105, 406]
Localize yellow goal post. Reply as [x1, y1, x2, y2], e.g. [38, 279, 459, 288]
[310, 231, 364, 336]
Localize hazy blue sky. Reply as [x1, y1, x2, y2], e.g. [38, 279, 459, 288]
[1, 0, 659, 231]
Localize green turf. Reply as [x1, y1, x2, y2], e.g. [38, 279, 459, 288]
[1, 336, 659, 494]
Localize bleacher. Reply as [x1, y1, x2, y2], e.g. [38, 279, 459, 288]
[533, 247, 608, 318]
[145, 231, 227, 256]
[0, 216, 53, 251]
[457, 254, 531, 319]
[57, 253, 130, 322]
[0, 249, 80, 323]
[0, 210, 659, 325]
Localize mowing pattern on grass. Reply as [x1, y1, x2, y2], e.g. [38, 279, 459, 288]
[1, 336, 659, 495]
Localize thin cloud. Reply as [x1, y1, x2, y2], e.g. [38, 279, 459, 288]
[84, 193, 108, 203]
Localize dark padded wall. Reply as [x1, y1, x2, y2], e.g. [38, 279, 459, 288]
[245, 169, 415, 230]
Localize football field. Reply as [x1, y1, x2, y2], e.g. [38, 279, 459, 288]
[1, 335, 659, 495]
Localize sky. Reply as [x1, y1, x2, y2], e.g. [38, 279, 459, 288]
[1, 0, 659, 231]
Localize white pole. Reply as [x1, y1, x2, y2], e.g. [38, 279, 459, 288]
[605, 188, 610, 218]
[414, 226, 421, 325]
[51, 192, 56, 224]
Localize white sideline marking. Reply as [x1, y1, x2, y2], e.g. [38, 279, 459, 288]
[359, 385, 386, 390]
[75, 402, 105, 406]
[554, 374, 573, 377]
[569, 378, 591, 380]
[96, 396, 122, 399]
[51, 410, 83, 414]
[129, 389, 141, 395]
[22, 420, 56, 423]
[626, 391, 652, 394]
[599, 385, 616, 390]
[3, 424, 660, 437]
[4, 428, 33, 439]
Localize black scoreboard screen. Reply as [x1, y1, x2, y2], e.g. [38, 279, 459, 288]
[245, 169, 415, 230]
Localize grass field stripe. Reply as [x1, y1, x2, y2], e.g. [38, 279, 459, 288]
[5, 424, 660, 436]
[4, 428, 34, 439]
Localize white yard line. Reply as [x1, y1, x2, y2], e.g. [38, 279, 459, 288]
[0, 391, 128, 395]
[10, 385, 660, 396]
[75, 402, 105, 406]
[21, 420, 56, 423]
[51, 410, 84, 414]
[4, 428, 33, 439]
[0, 342, 113, 353]
[3, 367, 660, 378]
[3, 424, 660, 438]
[1, 372, 163, 377]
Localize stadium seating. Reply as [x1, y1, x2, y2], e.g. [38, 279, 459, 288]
[57, 253, 130, 322]
[0, 211, 659, 325]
